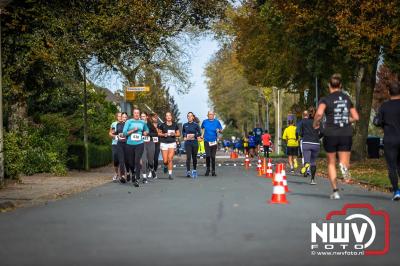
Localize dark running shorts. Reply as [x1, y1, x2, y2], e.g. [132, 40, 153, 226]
[112, 145, 119, 167]
[323, 136, 352, 153]
[286, 146, 298, 156]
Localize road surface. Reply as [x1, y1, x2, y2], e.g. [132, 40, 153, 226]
[0, 163, 398, 266]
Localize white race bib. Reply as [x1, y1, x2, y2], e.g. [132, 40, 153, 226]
[209, 141, 217, 146]
[186, 134, 195, 140]
[142, 136, 150, 142]
[131, 133, 141, 141]
[152, 137, 159, 143]
[167, 130, 175, 136]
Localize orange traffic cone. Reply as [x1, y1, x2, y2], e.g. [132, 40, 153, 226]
[265, 158, 273, 178]
[244, 154, 250, 169]
[234, 152, 239, 159]
[257, 159, 263, 176]
[256, 158, 262, 171]
[268, 164, 288, 204]
[230, 151, 235, 159]
[262, 158, 267, 175]
[280, 163, 291, 193]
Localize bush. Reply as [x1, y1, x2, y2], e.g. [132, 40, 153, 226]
[4, 131, 25, 179]
[67, 143, 112, 170]
[3, 114, 70, 178]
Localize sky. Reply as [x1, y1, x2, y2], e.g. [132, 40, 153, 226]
[96, 35, 220, 123]
[170, 36, 219, 122]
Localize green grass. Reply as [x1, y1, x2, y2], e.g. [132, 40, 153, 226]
[316, 158, 391, 191]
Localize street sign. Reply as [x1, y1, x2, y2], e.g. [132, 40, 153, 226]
[126, 86, 150, 92]
[125, 91, 136, 101]
[124, 86, 150, 101]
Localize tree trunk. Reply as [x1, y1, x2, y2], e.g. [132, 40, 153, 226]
[273, 88, 281, 154]
[8, 87, 28, 132]
[351, 63, 377, 161]
[257, 99, 264, 128]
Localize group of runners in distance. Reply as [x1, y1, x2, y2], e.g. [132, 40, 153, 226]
[110, 73, 400, 201]
[110, 110, 223, 187]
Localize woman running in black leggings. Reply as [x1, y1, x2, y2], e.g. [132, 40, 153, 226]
[182, 112, 202, 178]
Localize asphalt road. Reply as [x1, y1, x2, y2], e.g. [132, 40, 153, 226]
[0, 163, 399, 266]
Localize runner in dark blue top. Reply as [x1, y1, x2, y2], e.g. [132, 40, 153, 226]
[182, 112, 202, 178]
[201, 111, 223, 176]
[248, 132, 257, 158]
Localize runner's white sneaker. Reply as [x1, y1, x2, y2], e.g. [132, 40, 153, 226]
[330, 191, 341, 200]
[112, 175, 118, 182]
[339, 163, 351, 180]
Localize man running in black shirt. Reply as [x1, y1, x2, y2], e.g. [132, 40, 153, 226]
[374, 81, 400, 200]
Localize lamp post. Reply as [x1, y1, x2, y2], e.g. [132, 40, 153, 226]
[0, 8, 4, 186]
[83, 63, 89, 171]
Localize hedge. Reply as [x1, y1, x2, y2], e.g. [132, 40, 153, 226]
[67, 143, 112, 170]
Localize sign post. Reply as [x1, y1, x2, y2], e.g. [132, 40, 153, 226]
[125, 86, 150, 102]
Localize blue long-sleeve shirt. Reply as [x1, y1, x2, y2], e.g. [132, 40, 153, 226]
[123, 119, 149, 145]
[182, 121, 201, 144]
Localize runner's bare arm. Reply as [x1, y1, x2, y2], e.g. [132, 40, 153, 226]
[109, 127, 115, 138]
[349, 107, 359, 123]
[313, 103, 326, 129]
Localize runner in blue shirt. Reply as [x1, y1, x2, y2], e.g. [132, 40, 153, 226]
[123, 108, 149, 187]
[201, 111, 223, 176]
[248, 132, 257, 158]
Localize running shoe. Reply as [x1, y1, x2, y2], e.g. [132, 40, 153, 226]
[168, 175, 174, 180]
[205, 169, 210, 176]
[310, 179, 316, 185]
[301, 163, 310, 176]
[152, 170, 158, 179]
[392, 190, 400, 201]
[163, 166, 168, 174]
[142, 178, 148, 184]
[147, 172, 152, 179]
[293, 159, 298, 169]
[290, 168, 294, 174]
[192, 170, 197, 179]
[339, 163, 351, 180]
[112, 175, 118, 182]
[186, 171, 191, 178]
[133, 179, 139, 187]
[330, 191, 341, 200]
[119, 176, 127, 184]
[212, 171, 217, 177]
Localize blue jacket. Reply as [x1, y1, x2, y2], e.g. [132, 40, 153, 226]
[182, 122, 201, 144]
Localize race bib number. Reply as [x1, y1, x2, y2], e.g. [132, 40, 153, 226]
[131, 133, 141, 141]
[152, 137, 159, 143]
[186, 134, 195, 140]
[142, 136, 150, 142]
[209, 141, 217, 146]
[167, 130, 175, 136]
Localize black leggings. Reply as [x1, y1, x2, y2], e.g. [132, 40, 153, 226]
[154, 143, 160, 171]
[263, 145, 270, 158]
[384, 142, 400, 191]
[117, 142, 128, 175]
[125, 143, 144, 180]
[185, 142, 198, 171]
[205, 141, 218, 171]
